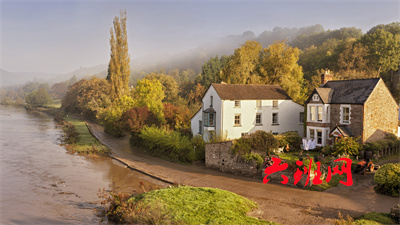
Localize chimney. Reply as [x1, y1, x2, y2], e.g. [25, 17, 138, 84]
[321, 70, 333, 85]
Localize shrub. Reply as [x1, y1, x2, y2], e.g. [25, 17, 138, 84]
[232, 137, 252, 155]
[61, 121, 79, 144]
[243, 152, 264, 169]
[205, 130, 228, 143]
[363, 141, 382, 154]
[249, 130, 278, 154]
[136, 126, 195, 163]
[374, 163, 400, 197]
[122, 107, 159, 133]
[192, 135, 206, 161]
[277, 131, 302, 150]
[332, 137, 360, 156]
[355, 212, 396, 225]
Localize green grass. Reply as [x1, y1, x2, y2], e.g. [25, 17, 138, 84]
[64, 117, 110, 155]
[44, 99, 62, 108]
[127, 186, 278, 225]
[306, 174, 346, 191]
[354, 212, 397, 225]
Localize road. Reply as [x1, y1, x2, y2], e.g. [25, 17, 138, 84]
[86, 121, 398, 225]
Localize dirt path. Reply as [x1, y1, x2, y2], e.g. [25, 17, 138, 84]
[87, 121, 399, 225]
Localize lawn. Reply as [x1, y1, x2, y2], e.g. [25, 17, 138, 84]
[109, 186, 279, 224]
[63, 117, 110, 155]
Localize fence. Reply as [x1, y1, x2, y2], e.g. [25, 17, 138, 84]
[377, 144, 400, 158]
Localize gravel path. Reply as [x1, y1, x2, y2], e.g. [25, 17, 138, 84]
[86, 121, 399, 225]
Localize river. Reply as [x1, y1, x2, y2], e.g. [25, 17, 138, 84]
[0, 106, 166, 224]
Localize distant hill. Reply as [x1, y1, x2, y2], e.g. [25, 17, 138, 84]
[1, 64, 107, 87]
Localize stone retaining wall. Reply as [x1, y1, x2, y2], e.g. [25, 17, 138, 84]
[205, 141, 259, 177]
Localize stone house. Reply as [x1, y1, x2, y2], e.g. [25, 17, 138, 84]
[191, 83, 304, 141]
[305, 72, 399, 147]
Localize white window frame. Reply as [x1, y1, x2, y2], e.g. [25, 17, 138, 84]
[256, 113, 262, 125]
[317, 130, 323, 145]
[234, 113, 241, 126]
[299, 112, 304, 123]
[272, 100, 278, 108]
[317, 106, 323, 121]
[309, 129, 315, 139]
[310, 106, 316, 121]
[256, 100, 262, 108]
[272, 113, 279, 125]
[340, 105, 351, 124]
[312, 94, 319, 101]
[234, 100, 241, 108]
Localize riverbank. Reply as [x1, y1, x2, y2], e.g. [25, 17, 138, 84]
[86, 121, 399, 225]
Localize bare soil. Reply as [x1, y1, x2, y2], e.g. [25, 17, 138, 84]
[87, 121, 399, 225]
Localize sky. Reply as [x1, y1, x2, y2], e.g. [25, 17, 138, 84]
[1, 0, 399, 74]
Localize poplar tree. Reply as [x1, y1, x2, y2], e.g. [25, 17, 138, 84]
[107, 10, 130, 100]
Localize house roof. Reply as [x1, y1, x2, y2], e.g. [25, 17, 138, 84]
[330, 125, 354, 137]
[308, 78, 380, 104]
[211, 83, 292, 100]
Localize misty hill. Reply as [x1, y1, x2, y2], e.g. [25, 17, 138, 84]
[1, 64, 107, 87]
[133, 25, 325, 74]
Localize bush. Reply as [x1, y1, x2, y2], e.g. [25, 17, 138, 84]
[332, 137, 360, 156]
[243, 152, 264, 169]
[192, 135, 206, 161]
[355, 212, 396, 225]
[135, 126, 195, 163]
[249, 130, 278, 154]
[232, 137, 252, 155]
[61, 121, 80, 144]
[276, 131, 302, 150]
[374, 163, 400, 197]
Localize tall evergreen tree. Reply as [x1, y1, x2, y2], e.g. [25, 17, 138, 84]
[107, 10, 130, 99]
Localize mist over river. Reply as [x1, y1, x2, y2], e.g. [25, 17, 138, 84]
[0, 106, 164, 224]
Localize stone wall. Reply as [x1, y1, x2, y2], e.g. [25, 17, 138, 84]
[363, 80, 399, 142]
[205, 141, 259, 177]
[330, 104, 364, 141]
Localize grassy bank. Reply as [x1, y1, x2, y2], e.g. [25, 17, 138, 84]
[63, 117, 110, 155]
[104, 186, 278, 225]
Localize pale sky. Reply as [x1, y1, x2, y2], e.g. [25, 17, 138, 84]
[1, 0, 399, 74]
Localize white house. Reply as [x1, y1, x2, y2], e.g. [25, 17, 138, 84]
[191, 83, 304, 141]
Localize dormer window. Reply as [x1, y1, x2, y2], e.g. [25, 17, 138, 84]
[312, 94, 319, 101]
[203, 108, 216, 127]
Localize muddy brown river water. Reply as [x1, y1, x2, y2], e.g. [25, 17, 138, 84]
[0, 106, 166, 224]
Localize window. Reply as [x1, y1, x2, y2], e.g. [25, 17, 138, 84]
[234, 100, 241, 108]
[208, 113, 215, 126]
[203, 112, 215, 127]
[317, 130, 322, 145]
[273, 100, 278, 108]
[256, 113, 262, 125]
[234, 114, 241, 126]
[210, 96, 213, 107]
[299, 112, 304, 123]
[326, 106, 330, 122]
[310, 106, 315, 121]
[310, 129, 315, 139]
[272, 113, 278, 124]
[256, 100, 262, 108]
[317, 106, 323, 121]
[198, 121, 202, 134]
[312, 94, 319, 101]
[341, 105, 350, 124]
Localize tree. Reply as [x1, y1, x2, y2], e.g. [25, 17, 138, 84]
[50, 82, 69, 99]
[360, 29, 400, 75]
[199, 55, 229, 88]
[220, 40, 263, 84]
[260, 41, 307, 103]
[336, 41, 375, 80]
[144, 73, 178, 103]
[135, 78, 165, 121]
[122, 107, 159, 133]
[25, 88, 52, 107]
[62, 77, 112, 119]
[163, 103, 191, 130]
[106, 10, 130, 99]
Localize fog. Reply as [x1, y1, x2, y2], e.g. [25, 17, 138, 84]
[1, 0, 398, 86]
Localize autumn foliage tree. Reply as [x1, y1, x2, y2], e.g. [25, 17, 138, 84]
[135, 78, 165, 122]
[122, 107, 159, 133]
[106, 10, 130, 100]
[163, 103, 191, 130]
